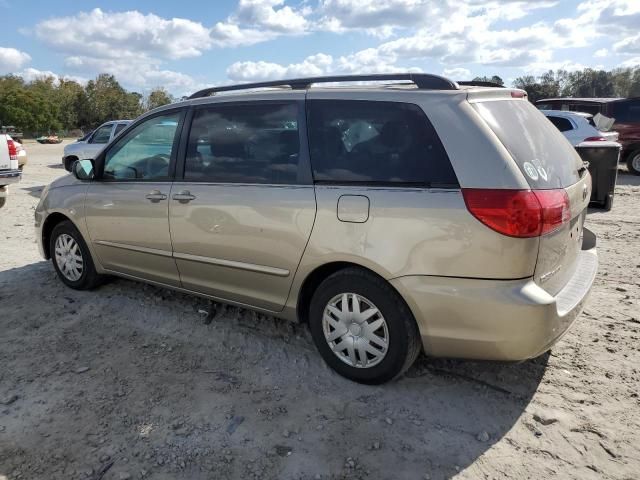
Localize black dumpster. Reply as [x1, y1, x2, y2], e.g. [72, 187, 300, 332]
[575, 141, 621, 211]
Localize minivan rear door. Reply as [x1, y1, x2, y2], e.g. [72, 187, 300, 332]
[473, 98, 590, 295]
[169, 96, 316, 311]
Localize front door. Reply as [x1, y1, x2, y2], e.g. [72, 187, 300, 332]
[84, 110, 184, 286]
[169, 98, 316, 311]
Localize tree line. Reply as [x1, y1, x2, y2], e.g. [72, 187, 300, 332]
[1, 67, 639, 136]
[0, 73, 173, 136]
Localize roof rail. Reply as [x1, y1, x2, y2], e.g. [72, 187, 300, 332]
[457, 81, 505, 88]
[188, 73, 458, 99]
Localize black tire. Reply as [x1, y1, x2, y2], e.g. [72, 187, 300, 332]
[308, 268, 421, 384]
[626, 150, 640, 176]
[0, 196, 5, 209]
[604, 194, 614, 212]
[49, 220, 103, 290]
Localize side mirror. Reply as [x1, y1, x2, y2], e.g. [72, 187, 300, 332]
[72, 159, 95, 180]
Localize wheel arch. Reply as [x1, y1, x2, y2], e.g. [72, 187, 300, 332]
[295, 261, 409, 325]
[41, 212, 74, 259]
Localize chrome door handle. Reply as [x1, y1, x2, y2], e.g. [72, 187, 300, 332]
[145, 190, 167, 202]
[172, 190, 196, 203]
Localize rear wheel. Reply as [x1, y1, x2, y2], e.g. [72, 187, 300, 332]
[308, 268, 421, 384]
[627, 150, 640, 176]
[50, 220, 103, 290]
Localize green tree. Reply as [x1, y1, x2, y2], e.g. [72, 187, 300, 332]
[472, 75, 504, 86]
[145, 88, 173, 111]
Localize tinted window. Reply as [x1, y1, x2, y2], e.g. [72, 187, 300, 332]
[91, 124, 112, 144]
[184, 103, 300, 184]
[474, 100, 582, 189]
[307, 100, 457, 186]
[113, 123, 128, 137]
[547, 116, 574, 132]
[569, 103, 601, 116]
[611, 100, 640, 123]
[104, 112, 181, 181]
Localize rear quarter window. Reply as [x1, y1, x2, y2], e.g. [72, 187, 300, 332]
[473, 100, 582, 189]
[306, 100, 458, 187]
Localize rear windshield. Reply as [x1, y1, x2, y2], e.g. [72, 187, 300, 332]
[473, 100, 582, 189]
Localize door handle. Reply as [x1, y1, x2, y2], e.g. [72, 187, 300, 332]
[145, 190, 167, 202]
[172, 190, 196, 203]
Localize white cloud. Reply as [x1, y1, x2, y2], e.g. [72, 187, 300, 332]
[226, 50, 421, 82]
[35, 8, 212, 60]
[594, 48, 608, 57]
[0, 47, 31, 73]
[212, 0, 309, 46]
[443, 67, 472, 79]
[614, 33, 640, 55]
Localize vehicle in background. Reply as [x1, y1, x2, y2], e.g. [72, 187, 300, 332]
[62, 120, 132, 171]
[12, 136, 27, 170]
[1, 126, 23, 141]
[37, 74, 598, 384]
[0, 134, 22, 208]
[543, 110, 618, 145]
[536, 97, 640, 175]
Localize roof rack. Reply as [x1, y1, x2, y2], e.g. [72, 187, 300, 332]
[457, 81, 505, 88]
[188, 73, 459, 99]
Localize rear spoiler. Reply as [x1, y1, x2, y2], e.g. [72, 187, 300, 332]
[466, 88, 527, 103]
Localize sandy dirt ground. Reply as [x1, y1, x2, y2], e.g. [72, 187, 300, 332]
[0, 141, 639, 480]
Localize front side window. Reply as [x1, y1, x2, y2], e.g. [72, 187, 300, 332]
[306, 100, 457, 186]
[90, 124, 113, 144]
[184, 103, 300, 184]
[103, 112, 181, 181]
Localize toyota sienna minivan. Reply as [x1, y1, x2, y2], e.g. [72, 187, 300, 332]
[35, 74, 598, 384]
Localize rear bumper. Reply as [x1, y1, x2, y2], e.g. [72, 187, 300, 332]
[391, 228, 598, 361]
[0, 169, 21, 186]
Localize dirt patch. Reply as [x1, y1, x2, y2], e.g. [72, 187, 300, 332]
[0, 141, 639, 479]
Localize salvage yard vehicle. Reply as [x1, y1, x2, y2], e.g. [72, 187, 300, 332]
[36, 74, 598, 384]
[0, 133, 22, 208]
[62, 120, 131, 171]
[537, 97, 640, 175]
[542, 110, 618, 145]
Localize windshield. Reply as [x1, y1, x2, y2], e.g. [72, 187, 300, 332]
[473, 100, 582, 189]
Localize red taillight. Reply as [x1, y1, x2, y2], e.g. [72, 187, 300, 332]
[7, 139, 18, 161]
[535, 189, 571, 235]
[511, 90, 527, 98]
[462, 188, 570, 238]
[583, 136, 606, 142]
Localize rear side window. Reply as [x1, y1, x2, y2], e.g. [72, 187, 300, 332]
[306, 100, 458, 187]
[184, 103, 300, 184]
[474, 100, 582, 189]
[547, 116, 574, 132]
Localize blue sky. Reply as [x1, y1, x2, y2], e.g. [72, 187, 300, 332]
[0, 0, 639, 96]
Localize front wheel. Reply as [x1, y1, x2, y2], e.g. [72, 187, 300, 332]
[627, 150, 640, 176]
[308, 268, 421, 384]
[50, 220, 103, 290]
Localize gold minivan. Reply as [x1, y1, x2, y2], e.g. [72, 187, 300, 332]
[36, 74, 598, 384]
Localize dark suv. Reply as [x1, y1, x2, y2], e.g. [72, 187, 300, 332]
[536, 97, 640, 175]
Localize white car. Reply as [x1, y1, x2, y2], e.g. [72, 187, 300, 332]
[0, 134, 21, 208]
[62, 120, 131, 171]
[543, 110, 618, 145]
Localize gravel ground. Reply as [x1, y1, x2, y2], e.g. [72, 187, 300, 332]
[0, 141, 639, 480]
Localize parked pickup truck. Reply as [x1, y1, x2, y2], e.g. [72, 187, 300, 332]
[0, 134, 22, 208]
